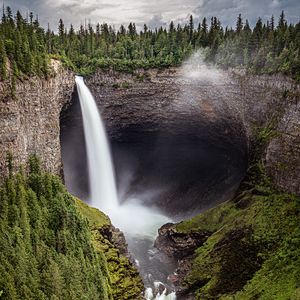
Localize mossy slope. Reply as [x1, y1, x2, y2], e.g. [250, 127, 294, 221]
[0, 156, 143, 300]
[176, 181, 300, 299]
[74, 198, 144, 300]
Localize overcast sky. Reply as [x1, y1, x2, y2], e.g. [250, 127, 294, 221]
[3, 0, 300, 31]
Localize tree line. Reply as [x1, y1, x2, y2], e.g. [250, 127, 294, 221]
[0, 7, 299, 80]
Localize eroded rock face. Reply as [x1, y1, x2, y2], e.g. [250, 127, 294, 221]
[99, 224, 131, 258]
[61, 68, 249, 214]
[154, 223, 211, 259]
[85, 68, 300, 197]
[266, 102, 300, 195]
[154, 222, 212, 295]
[0, 61, 74, 177]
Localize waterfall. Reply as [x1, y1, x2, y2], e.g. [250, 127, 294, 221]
[75, 76, 176, 300]
[75, 76, 118, 213]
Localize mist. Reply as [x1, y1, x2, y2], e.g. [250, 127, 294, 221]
[181, 50, 227, 84]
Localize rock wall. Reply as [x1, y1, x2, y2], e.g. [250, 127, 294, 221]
[0, 62, 298, 196]
[266, 102, 300, 195]
[86, 68, 300, 196]
[0, 60, 74, 177]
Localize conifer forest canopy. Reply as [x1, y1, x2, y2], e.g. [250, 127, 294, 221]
[0, 7, 299, 81]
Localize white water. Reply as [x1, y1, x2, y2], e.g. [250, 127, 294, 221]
[75, 76, 176, 300]
[75, 76, 118, 214]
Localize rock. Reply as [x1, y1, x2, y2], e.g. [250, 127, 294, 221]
[86, 68, 300, 196]
[266, 102, 300, 195]
[0, 59, 74, 177]
[154, 223, 212, 259]
[154, 223, 212, 293]
[99, 224, 130, 258]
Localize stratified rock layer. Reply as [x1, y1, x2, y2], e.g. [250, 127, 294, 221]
[86, 68, 299, 196]
[0, 60, 74, 177]
[154, 223, 211, 259]
[266, 102, 300, 195]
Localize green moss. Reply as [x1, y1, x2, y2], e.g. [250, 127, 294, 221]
[74, 197, 144, 300]
[179, 184, 300, 299]
[234, 226, 300, 300]
[177, 201, 239, 233]
[74, 197, 110, 229]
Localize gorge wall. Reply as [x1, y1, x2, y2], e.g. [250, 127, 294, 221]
[0, 60, 74, 177]
[0, 63, 298, 198]
[85, 68, 299, 197]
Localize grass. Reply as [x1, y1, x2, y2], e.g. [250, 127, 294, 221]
[74, 197, 110, 229]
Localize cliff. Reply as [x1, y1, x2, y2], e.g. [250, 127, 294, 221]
[149, 70, 300, 298]
[86, 68, 299, 197]
[0, 60, 74, 177]
[1, 64, 299, 299]
[0, 63, 145, 298]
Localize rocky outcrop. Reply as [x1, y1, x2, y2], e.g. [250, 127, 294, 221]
[99, 224, 131, 258]
[74, 198, 144, 300]
[266, 102, 300, 195]
[0, 60, 74, 177]
[154, 222, 212, 295]
[155, 185, 300, 299]
[154, 223, 211, 259]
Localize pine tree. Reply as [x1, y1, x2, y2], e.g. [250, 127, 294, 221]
[58, 19, 65, 45]
[236, 14, 243, 34]
[189, 15, 194, 43]
[278, 11, 286, 29]
[0, 38, 7, 80]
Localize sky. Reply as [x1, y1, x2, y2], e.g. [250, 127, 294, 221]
[2, 0, 300, 31]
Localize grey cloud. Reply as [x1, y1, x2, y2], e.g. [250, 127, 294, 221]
[193, 0, 300, 27]
[3, 0, 300, 31]
[147, 14, 167, 29]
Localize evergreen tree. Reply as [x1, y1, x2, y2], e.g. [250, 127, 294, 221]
[0, 8, 298, 80]
[189, 15, 194, 43]
[0, 37, 7, 79]
[236, 14, 243, 34]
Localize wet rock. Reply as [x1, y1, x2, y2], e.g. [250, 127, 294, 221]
[86, 68, 300, 196]
[99, 224, 130, 257]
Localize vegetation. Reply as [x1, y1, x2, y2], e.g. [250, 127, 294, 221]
[74, 198, 144, 300]
[0, 156, 143, 300]
[0, 7, 299, 79]
[176, 126, 300, 299]
[178, 188, 300, 299]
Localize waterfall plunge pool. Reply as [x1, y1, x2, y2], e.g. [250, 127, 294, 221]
[60, 77, 247, 299]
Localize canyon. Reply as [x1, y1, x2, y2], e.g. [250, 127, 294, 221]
[1, 61, 299, 299]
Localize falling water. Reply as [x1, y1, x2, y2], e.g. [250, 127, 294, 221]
[75, 76, 176, 300]
[75, 76, 118, 213]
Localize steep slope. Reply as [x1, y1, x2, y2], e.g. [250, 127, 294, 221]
[171, 183, 300, 299]
[155, 117, 300, 299]
[0, 60, 74, 177]
[0, 157, 143, 300]
[74, 199, 144, 300]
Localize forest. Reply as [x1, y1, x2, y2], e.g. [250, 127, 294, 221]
[0, 7, 299, 80]
[0, 155, 112, 299]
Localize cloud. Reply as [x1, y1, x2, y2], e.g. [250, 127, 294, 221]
[147, 14, 167, 29]
[193, 0, 300, 27]
[2, 0, 300, 31]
